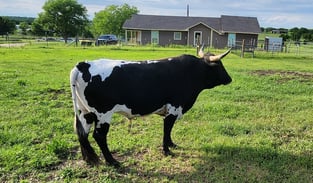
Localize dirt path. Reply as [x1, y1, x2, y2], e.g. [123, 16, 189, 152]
[0, 43, 28, 47]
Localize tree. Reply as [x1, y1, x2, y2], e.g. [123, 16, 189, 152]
[289, 27, 301, 41]
[35, 0, 88, 42]
[280, 33, 290, 42]
[31, 16, 46, 36]
[92, 4, 139, 37]
[19, 22, 29, 35]
[0, 17, 16, 35]
[303, 31, 313, 42]
[265, 27, 275, 33]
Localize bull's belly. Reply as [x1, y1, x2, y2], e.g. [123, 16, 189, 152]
[115, 104, 167, 119]
[90, 103, 183, 127]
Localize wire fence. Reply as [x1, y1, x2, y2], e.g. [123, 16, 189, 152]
[231, 40, 313, 58]
[1, 35, 313, 58]
[282, 41, 313, 56]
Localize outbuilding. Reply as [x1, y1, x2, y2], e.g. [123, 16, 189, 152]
[264, 37, 283, 52]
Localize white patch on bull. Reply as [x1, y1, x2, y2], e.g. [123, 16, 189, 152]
[78, 113, 92, 134]
[88, 59, 135, 81]
[93, 103, 183, 127]
[146, 60, 159, 64]
[166, 104, 183, 119]
[95, 104, 137, 127]
[168, 58, 173, 61]
[151, 104, 183, 118]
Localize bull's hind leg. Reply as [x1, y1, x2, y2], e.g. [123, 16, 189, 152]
[163, 114, 178, 156]
[93, 123, 120, 167]
[76, 113, 99, 165]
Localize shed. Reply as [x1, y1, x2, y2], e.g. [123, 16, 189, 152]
[264, 37, 283, 52]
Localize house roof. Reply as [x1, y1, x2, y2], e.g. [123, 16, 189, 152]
[220, 15, 261, 34]
[123, 14, 261, 34]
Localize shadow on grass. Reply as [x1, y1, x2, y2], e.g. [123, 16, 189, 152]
[119, 145, 313, 182]
[192, 145, 313, 182]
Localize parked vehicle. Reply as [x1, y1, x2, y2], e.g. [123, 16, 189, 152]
[95, 34, 118, 45]
[59, 38, 75, 43]
[36, 37, 57, 42]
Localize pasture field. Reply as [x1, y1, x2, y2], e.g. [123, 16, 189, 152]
[0, 44, 312, 182]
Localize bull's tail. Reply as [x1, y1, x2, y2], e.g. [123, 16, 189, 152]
[70, 67, 80, 132]
[70, 67, 100, 164]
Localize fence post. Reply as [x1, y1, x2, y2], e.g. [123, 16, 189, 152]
[241, 39, 245, 58]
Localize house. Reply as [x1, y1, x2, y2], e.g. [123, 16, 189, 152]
[123, 14, 261, 48]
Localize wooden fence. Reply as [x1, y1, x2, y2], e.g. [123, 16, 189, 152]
[231, 39, 256, 58]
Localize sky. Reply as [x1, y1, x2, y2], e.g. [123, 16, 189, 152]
[0, 0, 312, 29]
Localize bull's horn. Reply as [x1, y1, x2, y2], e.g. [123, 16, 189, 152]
[208, 48, 232, 62]
[198, 45, 205, 58]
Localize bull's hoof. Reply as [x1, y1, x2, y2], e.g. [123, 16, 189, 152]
[106, 159, 121, 168]
[85, 157, 100, 166]
[84, 154, 100, 166]
[168, 143, 178, 148]
[163, 150, 175, 156]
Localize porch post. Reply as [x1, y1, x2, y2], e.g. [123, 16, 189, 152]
[187, 30, 190, 46]
[125, 30, 128, 44]
[210, 29, 213, 48]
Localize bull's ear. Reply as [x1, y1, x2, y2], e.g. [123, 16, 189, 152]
[208, 48, 231, 62]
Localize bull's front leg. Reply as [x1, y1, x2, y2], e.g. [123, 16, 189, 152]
[93, 123, 120, 167]
[163, 114, 178, 156]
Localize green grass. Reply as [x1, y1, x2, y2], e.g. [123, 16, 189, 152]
[0, 44, 312, 182]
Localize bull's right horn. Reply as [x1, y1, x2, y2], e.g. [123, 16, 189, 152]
[208, 48, 232, 62]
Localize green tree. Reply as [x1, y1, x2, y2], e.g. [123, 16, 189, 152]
[265, 27, 275, 33]
[289, 27, 301, 41]
[0, 16, 16, 35]
[92, 4, 139, 37]
[303, 32, 313, 42]
[35, 0, 88, 43]
[280, 33, 290, 42]
[19, 22, 29, 35]
[31, 17, 46, 36]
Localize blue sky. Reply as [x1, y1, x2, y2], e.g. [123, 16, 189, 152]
[0, 0, 312, 28]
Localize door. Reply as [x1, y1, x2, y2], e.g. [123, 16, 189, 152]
[194, 31, 202, 46]
[228, 33, 236, 47]
[151, 31, 159, 45]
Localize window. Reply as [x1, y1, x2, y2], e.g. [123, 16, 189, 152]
[174, 32, 182, 40]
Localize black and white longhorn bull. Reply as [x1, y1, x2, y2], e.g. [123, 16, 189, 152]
[70, 47, 232, 167]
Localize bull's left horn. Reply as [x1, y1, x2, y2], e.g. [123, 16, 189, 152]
[209, 48, 232, 62]
[198, 45, 205, 58]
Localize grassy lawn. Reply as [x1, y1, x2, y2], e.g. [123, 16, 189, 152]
[0, 44, 312, 182]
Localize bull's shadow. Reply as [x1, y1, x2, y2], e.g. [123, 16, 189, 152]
[192, 145, 312, 182]
[119, 144, 312, 182]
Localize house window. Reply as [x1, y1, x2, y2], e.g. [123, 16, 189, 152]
[174, 32, 182, 40]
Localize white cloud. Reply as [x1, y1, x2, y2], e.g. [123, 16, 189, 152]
[260, 13, 312, 28]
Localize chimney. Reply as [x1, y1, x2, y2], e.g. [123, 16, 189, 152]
[187, 4, 189, 17]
